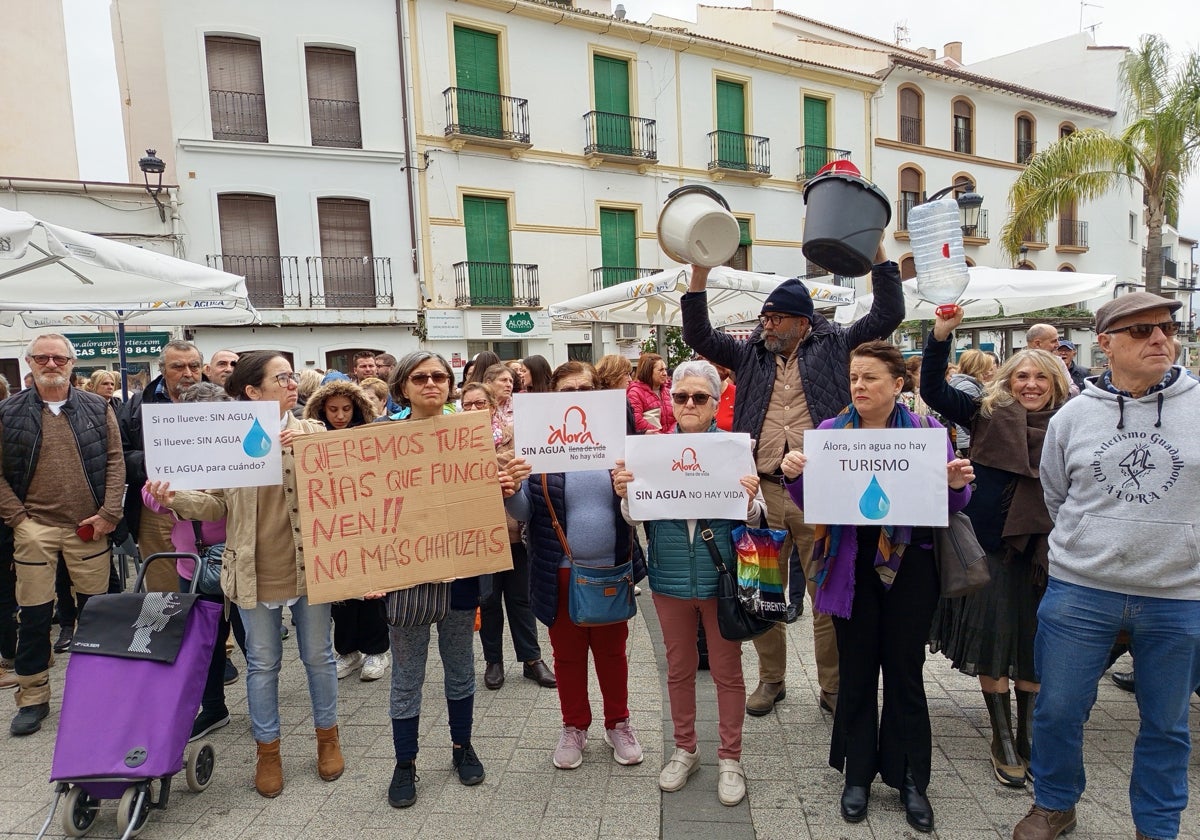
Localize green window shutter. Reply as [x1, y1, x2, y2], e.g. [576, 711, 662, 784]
[464, 196, 512, 306]
[802, 97, 829, 178]
[737, 218, 751, 246]
[593, 55, 632, 155]
[453, 26, 502, 138]
[715, 79, 746, 167]
[600, 208, 637, 287]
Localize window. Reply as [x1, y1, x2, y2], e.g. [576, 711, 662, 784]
[566, 344, 594, 363]
[801, 96, 830, 176]
[217, 194, 283, 307]
[714, 79, 748, 168]
[306, 47, 361, 148]
[1059, 122, 1076, 139]
[898, 166, 923, 230]
[463, 196, 513, 305]
[1059, 264, 1076, 272]
[593, 55, 632, 155]
[206, 36, 267, 142]
[899, 86, 923, 145]
[599, 208, 637, 287]
[952, 99, 973, 154]
[1016, 114, 1035, 163]
[453, 26, 503, 138]
[317, 198, 375, 307]
[899, 255, 916, 280]
[725, 219, 751, 271]
[1129, 212, 1138, 242]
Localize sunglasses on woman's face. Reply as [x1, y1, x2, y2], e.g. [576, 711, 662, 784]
[671, 392, 712, 406]
[409, 371, 450, 385]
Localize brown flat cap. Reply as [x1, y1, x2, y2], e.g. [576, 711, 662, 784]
[1094, 291, 1182, 334]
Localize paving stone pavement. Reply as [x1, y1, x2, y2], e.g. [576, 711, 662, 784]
[0, 597, 1196, 839]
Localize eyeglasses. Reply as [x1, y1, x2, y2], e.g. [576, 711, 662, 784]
[558, 385, 594, 392]
[461, 399, 490, 410]
[29, 354, 72, 367]
[270, 372, 300, 387]
[167, 361, 202, 372]
[758, 313, 796, 328]
[408, 371, 450, 386]
[671, 392, 713, 406]
[1106, 321, 1180, 340]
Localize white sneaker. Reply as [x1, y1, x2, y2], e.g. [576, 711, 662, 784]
[335, 651, 364, 680]
[553, 726, 587, 770]
[360, 652, 391, 681]
[603, 720, 644, 766]
[658, 747, 700, 791]
[717, 758, 746, 806]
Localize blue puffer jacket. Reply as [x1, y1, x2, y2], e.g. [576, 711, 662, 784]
[644, 517, 734, 600]
[681, 262, 905, 443]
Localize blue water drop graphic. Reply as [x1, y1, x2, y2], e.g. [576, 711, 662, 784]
[242, 418, 272, 458]
[858, 474, 891, 520]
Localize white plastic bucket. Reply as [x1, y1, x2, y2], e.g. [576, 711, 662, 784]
[656, 186, 740, 267]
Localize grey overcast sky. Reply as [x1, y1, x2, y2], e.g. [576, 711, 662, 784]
[62, 0, 1200, 237]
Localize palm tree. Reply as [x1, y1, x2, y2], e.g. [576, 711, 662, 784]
[1000, 35, 1200, 296]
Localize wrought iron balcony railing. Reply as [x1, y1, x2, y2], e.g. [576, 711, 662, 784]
[1016, 138, 1036, 164]
[707, 130, 770, 176]
[309, 97, 362, 148]
[206, 255, 302, 308]
[453, 261, 540, 307]
[796, 145, 851, 181]
[583, 112, 657, 160]
[210, 89, 268, 142]
[590, 266, 656, 291]
[962, 209, 988, 240]
[953, 126, 973, 154]
[444, 88, 530, 144]
[900, 115, 922, 145]
[1058, 219, 1089, 248]
[306, 256, 393, 307]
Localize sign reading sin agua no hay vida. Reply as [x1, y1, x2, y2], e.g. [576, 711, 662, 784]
[294, 411, 513, 604]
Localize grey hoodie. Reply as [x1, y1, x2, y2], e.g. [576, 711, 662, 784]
[1040, 367, 1200, 601]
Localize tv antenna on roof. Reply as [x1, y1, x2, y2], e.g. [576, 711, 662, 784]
[894, 21, 910, 48]
[1080, 1, 1102, 33]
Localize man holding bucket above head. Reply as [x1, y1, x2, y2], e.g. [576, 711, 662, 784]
[680, 247, 904, 717]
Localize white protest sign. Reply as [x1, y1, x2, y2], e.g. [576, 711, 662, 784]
[513, 390, 626, 473]
[626, 433, 756, 521]
[143, 402, 283, 490]
[801, 428, 948, 526]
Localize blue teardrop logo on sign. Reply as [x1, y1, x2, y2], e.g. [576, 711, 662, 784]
[242, 418, 271, 458]
[858, 474, 891, 520]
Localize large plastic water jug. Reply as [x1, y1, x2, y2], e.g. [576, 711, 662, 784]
[909, 199, 969, 316]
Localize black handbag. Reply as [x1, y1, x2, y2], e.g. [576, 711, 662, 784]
[933, 511, 990, 598]
[698, 520, 772, 642]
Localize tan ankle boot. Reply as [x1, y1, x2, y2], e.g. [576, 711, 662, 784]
[316, 725, 344, 781]
[255, 739, 283, 798]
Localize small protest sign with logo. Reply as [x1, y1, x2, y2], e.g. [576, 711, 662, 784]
[625, 432, 756, 520]
[513, 390, 626, 473]
[143, 401, 283, 490]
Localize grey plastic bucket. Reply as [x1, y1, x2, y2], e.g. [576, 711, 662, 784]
[801, 168, 891, 277]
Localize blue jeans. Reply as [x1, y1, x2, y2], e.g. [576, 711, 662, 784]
[238, 596, 337, 743]
[1032, 578, 1200, 839]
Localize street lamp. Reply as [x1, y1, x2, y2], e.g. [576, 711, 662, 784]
[138, 148, 167, 223]
[926, 179, 984, 236]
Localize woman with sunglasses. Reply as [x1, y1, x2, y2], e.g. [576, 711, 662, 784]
[460, 382, 555, 693]
[147, 351, 342, 799]
[378, 351, 486, 808]
[504, 361, 648, 771]
[921, 307, 1071, 790]
[612, 360, 763, 806]
[628, 353, 675, 434]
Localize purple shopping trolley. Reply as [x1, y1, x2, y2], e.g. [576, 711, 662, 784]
[36, 553, 221, 840]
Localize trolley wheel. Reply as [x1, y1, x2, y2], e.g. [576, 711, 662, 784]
[60, 786, 100, 837]
[115, 785, 150, 838]
[185, 742, 216, 792]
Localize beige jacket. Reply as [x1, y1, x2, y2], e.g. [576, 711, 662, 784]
[169, 414, 324, 610]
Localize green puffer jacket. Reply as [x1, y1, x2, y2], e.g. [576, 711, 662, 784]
[644, 517, 735, 600]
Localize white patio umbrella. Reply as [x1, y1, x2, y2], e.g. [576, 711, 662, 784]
[548, 265, 855, 329]
[833, 266, 1117, 324]
[0, 206, 258, 392]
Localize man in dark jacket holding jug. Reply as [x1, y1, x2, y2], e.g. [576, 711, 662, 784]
[681, 248, 904, 716]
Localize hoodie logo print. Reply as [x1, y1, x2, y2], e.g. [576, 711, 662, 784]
[1090, 432, 1183, 505]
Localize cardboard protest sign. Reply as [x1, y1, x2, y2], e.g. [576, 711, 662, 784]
[801, 428, 949, 526]
[625, 433, 756, 520]
[294, 411, 512, 604]
[512, 390, 626, 473]
[143, 402, 282, 490]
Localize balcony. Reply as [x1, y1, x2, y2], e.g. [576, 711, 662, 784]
[1057, 219, 1089, 251]
[707, 130, 770, 181]
[206, 255, 393, 309]
[210, 89, 268, 142]
[583, 112, 657, 166]
[309, 97, 362, 148]
[1017, 138, 1036, 164]
[453, 261, 540, 307]
[962, 209, 988, 241]
[590, 266, 656, 291]
[900, 115, 922, 145]
[894, 196, 922, 233]
[1021, 226, 1049, 250]
[1142, 249, 1179, 279]
[444, 88, 531, 152]
[953, 126, 973, 155]
[894, 198, 986, 241]
[796, 145, 851, 181]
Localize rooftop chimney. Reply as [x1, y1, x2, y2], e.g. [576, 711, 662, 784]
[944, 41, 963, 63]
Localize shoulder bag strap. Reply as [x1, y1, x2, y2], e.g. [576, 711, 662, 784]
[540, 473, 573, 561]
[697, 519, 730, 575]
[191, 520, 207, 552]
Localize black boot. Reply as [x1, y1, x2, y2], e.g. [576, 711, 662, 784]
[982, 691, 1026, 787]
[899, 769, 934, 833]
[1014, 688, 1036, 780]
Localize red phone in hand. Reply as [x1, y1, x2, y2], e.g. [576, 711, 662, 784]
[75, 523, 95, 541]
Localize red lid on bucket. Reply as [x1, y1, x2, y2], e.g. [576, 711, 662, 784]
[815, 159, 861, 177]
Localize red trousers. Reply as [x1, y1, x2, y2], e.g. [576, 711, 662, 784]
[548, 567, 630, 730]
